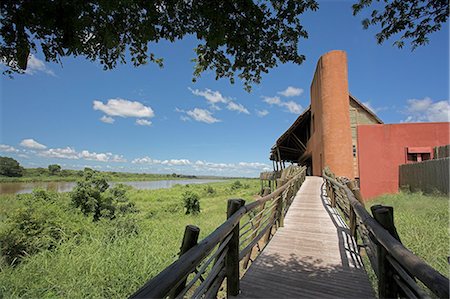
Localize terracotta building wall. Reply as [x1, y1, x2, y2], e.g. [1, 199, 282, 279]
[310, 50, 354, 178]
[357, 122, 450, 199]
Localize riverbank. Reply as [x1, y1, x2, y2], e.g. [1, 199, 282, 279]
[0, 167, 249, 184]
[0, 168, 216, 183]
[0, 178, 226, 195]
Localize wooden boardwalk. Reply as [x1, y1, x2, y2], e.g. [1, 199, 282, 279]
[237, 176, 375, 298]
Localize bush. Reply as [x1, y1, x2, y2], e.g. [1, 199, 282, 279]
[182, 191, 201, 215]
[31, 188, 58, 201]
[0, 197, 86, 265]
[0, 156, 23, 177]
[70, 170, 137, 221]
[231, 180, 243, 190]
[204, 185, 216, 195]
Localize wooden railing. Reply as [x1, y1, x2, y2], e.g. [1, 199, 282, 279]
[130, 166, 306, 299]
[323, 168, 449, 299]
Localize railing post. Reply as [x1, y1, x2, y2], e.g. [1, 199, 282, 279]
[242, 203, 265, 270]
[168, 225, 200, 299]
[226, 199, 245, 297]
[330, 185, 337, 208]
[346, 180, 365, 206]
[348, 206, 357, 237]
[276, 193, 284, 228]
[371, 205, 399, 299]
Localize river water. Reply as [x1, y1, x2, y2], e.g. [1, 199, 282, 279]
[0, 179, 225, 195]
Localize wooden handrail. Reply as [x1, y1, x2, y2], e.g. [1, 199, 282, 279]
[323, 172, 449, 299]
[130, 205, 247, 298]
[131, 166, 306, 298]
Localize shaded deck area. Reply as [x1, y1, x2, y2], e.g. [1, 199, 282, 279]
[237, 176, 375, 298]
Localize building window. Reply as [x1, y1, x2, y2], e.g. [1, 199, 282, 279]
[405, 147, 432, 164]
[353, 144, 357, 157]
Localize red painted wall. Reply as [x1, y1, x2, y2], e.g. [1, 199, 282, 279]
[357, 122, 450, 199]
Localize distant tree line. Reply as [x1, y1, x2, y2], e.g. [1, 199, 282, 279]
[0, 156, 199, 179]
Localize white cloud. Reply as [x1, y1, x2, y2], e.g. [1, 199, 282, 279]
[278, 86, 303, 97]
[132, 156, 160, 164]
[132, 156, 271, 174]
[227, 101, 250, 114]
[186, 108, 220, 124]
[100, 115, 115, 124]
[189, 88, 229, 106]
[238, 162, 270, 168]
[0, 144, 19, 152]
[93, 98, 154, 118]
[80, 150, 110, 162]
[256, 109, 269, 117]
[132, 157, 191, 166]
[283, 101, 302, 114]
[20, 139, 47, 149]
[40, 147, 79, 159]
[403, 97, 450, 122]
[263, 96, 282, 105]
[161, 159, 191, 166]
[189, 87, 249, 114]
[263, 96, 303, 114]
[136, 119, 152, 126]
[39, 147, 126, 162]
[115, 155, 127, 163]
[26, 55, 55, 76]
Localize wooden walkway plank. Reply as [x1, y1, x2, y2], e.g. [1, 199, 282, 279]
[237, 176, 375, 298]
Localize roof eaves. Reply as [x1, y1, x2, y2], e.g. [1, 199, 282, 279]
[349, 93, 384, 124]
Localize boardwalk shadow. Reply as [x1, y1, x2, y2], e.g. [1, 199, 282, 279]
[240, 251, 373, 298]
[319, 182, 365, 270]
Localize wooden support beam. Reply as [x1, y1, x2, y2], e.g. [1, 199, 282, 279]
[291, 134, 307, 151]
[276, 146, 284, 170]
[371, 205, 399, 299]
[168, 225, 200, 299]
[226, 199, 245, 297]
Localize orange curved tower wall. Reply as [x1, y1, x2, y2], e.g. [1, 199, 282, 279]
[309, 50, 354, 178]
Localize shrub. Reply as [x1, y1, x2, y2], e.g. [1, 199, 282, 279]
[0, 198, 85, 265]
[31, 188, 58, 201]
[231, 180, 243, 190]
[182, 191, 201, 215]
[70, 170, 137, 221]
[204, 185, 216, 195]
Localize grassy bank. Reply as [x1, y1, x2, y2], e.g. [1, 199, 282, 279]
[0, 168, 204, 183]
[0, 179, 260, 298]
[362, 192, 449, 294]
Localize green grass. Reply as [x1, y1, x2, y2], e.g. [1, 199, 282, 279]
[362, 191, 449, 295]
[0, 169, 201, 183]
[0, 179, 260, 298]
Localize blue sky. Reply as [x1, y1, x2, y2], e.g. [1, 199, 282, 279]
[1, 1, 449, 177]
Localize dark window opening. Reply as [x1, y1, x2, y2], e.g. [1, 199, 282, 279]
[406, 152, 432, 163]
